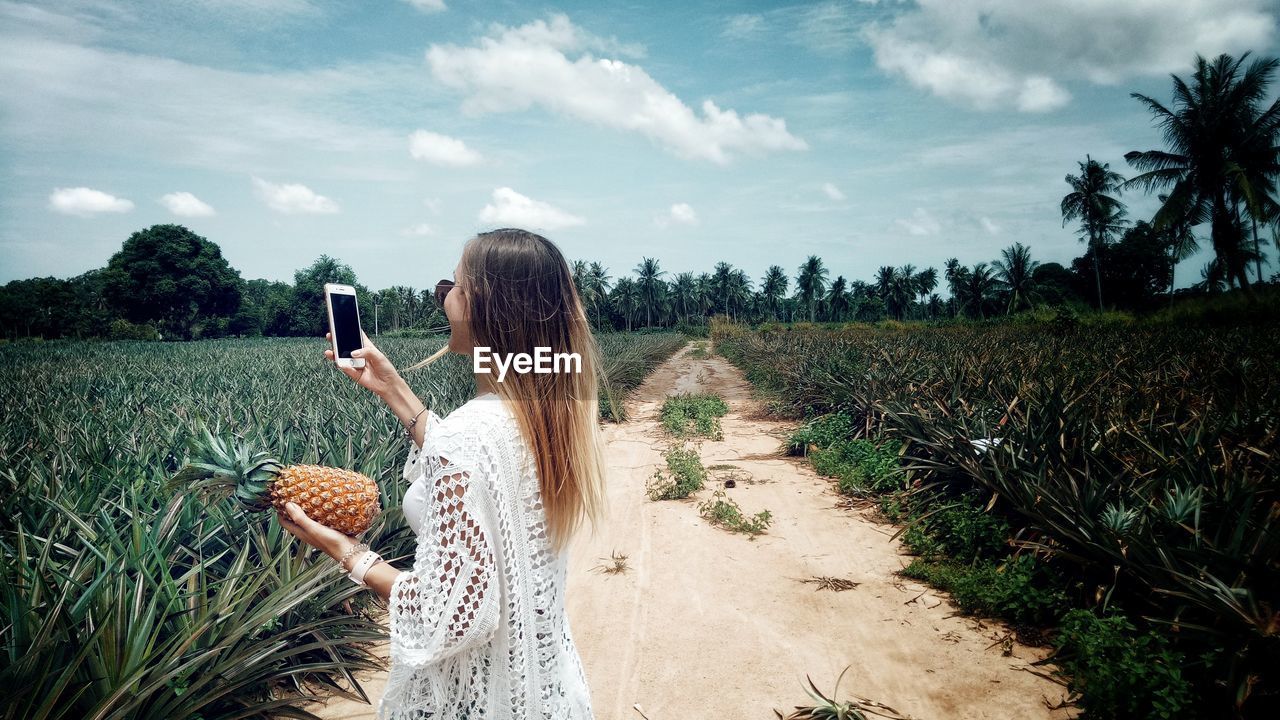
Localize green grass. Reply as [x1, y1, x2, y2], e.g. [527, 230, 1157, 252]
[645, 445, 706, 501]
[659, 392, 729, 439]
[697, 489, 772, 538]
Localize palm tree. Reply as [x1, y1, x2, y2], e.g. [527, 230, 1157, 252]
[728, 269, 752, 320]
[1194, 258, 1228, 293]
[1062, 154, 1128, 311]
[1155, 193, 1201, 308]
[993, 242, 1041, 314]
[795, 256, 829, 322]
[1125, 52, 1280, 299]
[826, 276, 849, 321]
[925, 293, 944, 319]
[914, 267, 938, 314]
[760, 265, 788, 321]
[694, 273, 714, 321]
[671, 272, 696, 324]
[959, 263, 997, 319]
[585, 263, 612, 327]
[610, 277, 640, 331]
[943, 258, 966, 318]
[895, 264, 917, 319]
[711, 262, 734, 315]
[634, 257, 666, 327]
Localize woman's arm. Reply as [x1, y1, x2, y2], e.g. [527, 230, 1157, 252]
[380, 378, 429, 451]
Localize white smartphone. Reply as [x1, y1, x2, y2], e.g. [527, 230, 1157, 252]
[324, 283, 366, 369]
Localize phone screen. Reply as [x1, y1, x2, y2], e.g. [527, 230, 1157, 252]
[330, 292, 362, 359]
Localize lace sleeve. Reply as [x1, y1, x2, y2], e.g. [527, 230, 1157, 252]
[389, 450, 501, 667]
[401, 409, 442, 484]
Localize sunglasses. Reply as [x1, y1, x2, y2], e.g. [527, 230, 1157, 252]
[434, 279, 455, 307]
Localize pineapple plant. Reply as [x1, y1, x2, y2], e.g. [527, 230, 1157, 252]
[171, 422, 381, 535]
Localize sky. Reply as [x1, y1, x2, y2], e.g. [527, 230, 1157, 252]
[2, 0, 1278, 294]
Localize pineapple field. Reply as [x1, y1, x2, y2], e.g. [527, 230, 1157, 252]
[0, 332, 684, 720]
[712, 318, 1279, 718]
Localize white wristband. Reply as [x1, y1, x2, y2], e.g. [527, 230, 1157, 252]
[347, 550, 382, 586]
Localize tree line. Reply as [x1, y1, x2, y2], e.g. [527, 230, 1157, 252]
[1, 51, 1275, 340]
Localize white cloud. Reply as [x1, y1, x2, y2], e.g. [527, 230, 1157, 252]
[822, 182, 846, 201]
[159, 191, 215, 217]
[896, 207, 941, 236]
[980, 216, 1001, 235]
[864, 0, 1276, 112]
[402, 0, 447, 13]
[723, 14, 764, 40]
[48, 187, 133, 216]
[0, 32, 425, 183]
[408, 129, 482, 166]
[252, 176, 339, 214]
[426, 14, 807, 164]
[655, 202, 698, 228]
[401, 223, 434, 236]
[423, 197, 442, 215]
[478, 187, 585, 231]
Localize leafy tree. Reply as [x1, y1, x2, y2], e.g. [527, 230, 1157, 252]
[795, 256, 828, 322]
[634, 257, 666, 327]
[993, 242, 1042, 314]
[290, 255, 366, 337]
[101, 224, 242, 340]
[1072, 221, 1174, 310]
[760, 265, 789, 321]
[1031, 262, 1082, 307]
[1062, 155, 1128, 311]
[1125, 52, 1280, 298]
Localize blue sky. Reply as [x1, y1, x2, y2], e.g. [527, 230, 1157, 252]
[2, 0, 1277, 293]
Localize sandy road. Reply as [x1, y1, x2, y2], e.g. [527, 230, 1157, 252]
[313, 343, 1075, 720]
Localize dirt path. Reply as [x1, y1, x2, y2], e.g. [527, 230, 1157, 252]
[314, 344, 1076, 720]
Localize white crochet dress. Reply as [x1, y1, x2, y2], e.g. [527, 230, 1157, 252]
[381, 392, 595, 719]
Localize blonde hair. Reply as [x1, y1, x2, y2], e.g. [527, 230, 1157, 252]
[408, 229, 606, 552]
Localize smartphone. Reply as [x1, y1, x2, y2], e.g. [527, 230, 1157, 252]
[324, 283, 366, 369]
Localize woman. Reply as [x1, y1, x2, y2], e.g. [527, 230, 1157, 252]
[279, 228, 605, 719]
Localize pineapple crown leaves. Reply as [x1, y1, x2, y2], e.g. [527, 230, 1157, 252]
[167, 419, 285, 512]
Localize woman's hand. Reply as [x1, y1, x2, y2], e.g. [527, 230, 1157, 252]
[324, 329, 404, 399]
[277, 502, 358, 564]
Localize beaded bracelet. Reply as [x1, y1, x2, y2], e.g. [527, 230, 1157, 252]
[339, 542, 369, 570]
[403, 406, 429, 443]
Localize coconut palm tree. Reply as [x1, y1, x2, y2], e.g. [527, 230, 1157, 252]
[826, 275, 849, 321]
[1155, 193, 1201, 308]
[1062, 154, 1128, 311]
[634, 257, 666, 327]
[1125, 52, 1280, 299]
[728, 268, 753, 321]
[671, 272, 696, 324]
[760, 265, 789, 321]
[914, 267, 938, 315]
[585, 262, 612, 327]
[993, 242, 1042, 314]
[694, 273, 714, 321]
[1194, 258, 1228, 293]
[943, 258, 966, 318]
[610, 277, 640, 331]
[959, 263, 997, 319]
[795, 256, 829, 322]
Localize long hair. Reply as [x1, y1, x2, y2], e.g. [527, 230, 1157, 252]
[410, 228, 606, 553]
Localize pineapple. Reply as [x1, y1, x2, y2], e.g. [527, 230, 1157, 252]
[171, 423, 381, 536]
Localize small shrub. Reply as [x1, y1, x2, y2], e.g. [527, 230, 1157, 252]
[787, 412, 859, 454]
[811, 439, 902, 495]
[1052, 609, 1196, 719]
[646, 445, 706, 500]
[698, 489, 772, 537]
[899, 554, 1067, 627]
[660, 393, 729, 439]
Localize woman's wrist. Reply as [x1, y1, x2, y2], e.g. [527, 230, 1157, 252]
[380, 379, 424, 425]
